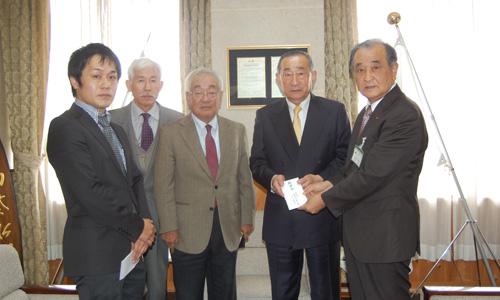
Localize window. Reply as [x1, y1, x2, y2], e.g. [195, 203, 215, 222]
[44, 0, 181, 258]
[357, 0, 500, 260]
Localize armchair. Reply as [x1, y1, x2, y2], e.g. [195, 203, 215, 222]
[0, 244, 77, 299]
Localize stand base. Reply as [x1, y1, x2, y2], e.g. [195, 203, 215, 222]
[423, 286, 500, 300]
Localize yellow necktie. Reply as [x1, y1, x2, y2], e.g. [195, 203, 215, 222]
[293, 105, 302, 144]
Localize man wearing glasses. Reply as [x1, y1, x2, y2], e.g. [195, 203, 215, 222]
[154, 68, 255, 300]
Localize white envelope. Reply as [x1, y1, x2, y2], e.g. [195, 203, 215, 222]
[119, 251, 138, 280]
[282, 177, 307, 210]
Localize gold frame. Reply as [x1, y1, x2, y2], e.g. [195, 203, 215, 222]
[226, 44, 311, 109]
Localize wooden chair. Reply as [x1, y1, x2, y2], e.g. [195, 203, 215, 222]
[0, 139, 77, 297]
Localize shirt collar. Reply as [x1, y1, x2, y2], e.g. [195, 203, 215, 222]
[286, 94, 311, 112]
[191, 113, 218, 132]
[131, 101, 159, 121]
[74, 99, 106, 123]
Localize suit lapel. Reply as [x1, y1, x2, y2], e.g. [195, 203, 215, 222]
[352, 107, 365, 141]
[344, 112, 364, 167]
[347, 85, 402, 168]
[179, 115, 213, 180]
[109, 116, 139, 210]
[270, 99, 299, 160]
[300, 96, 324, 152]
[122, 103, 138, 144]
[71, 104, 127, 176]
[371, 85, 400, 116]
[158, 105, 171, 127]
[358, 85, 400, 141]
[111, 122, 130, 174]
[217, 117, 233, 183]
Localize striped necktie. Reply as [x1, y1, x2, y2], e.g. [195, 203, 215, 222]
[97, 113, 126, 174]
[359, 105, 372, 136]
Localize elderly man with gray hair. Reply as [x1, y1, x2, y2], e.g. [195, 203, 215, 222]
[301, 39, 428, 300]
[111, 57, 183, 299]
[154, 68, 255, 300]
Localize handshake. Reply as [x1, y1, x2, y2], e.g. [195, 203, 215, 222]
[271, 173, 333, 214]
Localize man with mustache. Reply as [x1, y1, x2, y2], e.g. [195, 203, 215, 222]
[111, 57, 183, 299]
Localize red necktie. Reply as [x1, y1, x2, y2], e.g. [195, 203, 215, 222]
[205, 124, 218, 181]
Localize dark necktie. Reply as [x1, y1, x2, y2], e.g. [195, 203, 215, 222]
[205, 124, 218, 181]
[97, 113, 126, 174]
[141, 113, 154, 151]
[359, 105, 372, 135]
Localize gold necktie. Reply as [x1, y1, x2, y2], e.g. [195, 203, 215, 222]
[293, 105, 302, 144]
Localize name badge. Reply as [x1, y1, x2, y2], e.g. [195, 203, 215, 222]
[351, 137, 366, 168]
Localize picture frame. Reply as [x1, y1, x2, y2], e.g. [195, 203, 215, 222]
[226, 45, 310, 109]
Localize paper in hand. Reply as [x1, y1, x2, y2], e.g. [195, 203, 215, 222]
[282, 177, 307, 210]
[119, 251, 138, 280]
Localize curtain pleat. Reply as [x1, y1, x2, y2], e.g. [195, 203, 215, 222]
[180, 0, 212, 113]
[0, 0, 50, 285]
[324, 0, 358, 124]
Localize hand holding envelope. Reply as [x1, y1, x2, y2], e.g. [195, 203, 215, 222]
[283, 176, 334, 213]
[281, 176, 333, 214]
[282, 178, 308, 210]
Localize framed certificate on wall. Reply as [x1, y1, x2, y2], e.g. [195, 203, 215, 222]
[226, 45, 310, 109]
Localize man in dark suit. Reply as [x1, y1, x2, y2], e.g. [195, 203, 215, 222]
[111, 57, 183, 300]
[250, 50, 351, 300]
[47, 43, 156, 299]
[301, 39, 428, 300]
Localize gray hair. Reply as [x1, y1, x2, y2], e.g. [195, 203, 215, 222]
[276, 50, 314, 74]
[128, 57, 162, 80]
[184, 67, 223, 92]
[348, 39, 398, 78]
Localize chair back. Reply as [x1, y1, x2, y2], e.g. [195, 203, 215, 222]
[0, 244, 26, 299]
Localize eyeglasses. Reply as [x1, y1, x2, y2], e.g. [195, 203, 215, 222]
[189, 88, 219, 100]
[281, 71, 308, 81]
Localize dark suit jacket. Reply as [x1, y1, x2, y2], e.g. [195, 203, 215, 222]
[47, 104, 150, 276]
[250, 94, 351, 249]
[323, 85, 428, 263]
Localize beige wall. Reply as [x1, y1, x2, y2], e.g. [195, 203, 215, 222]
[212, 0, 325, 146]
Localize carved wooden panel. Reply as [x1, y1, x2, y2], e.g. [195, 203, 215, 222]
[0, 139, 22, 263]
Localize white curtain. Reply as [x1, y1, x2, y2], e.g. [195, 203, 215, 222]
[44, 0, 181, 259]
[356, 0, 500, 260]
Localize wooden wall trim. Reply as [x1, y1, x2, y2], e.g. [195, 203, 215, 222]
[411, 259, 500, 288]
